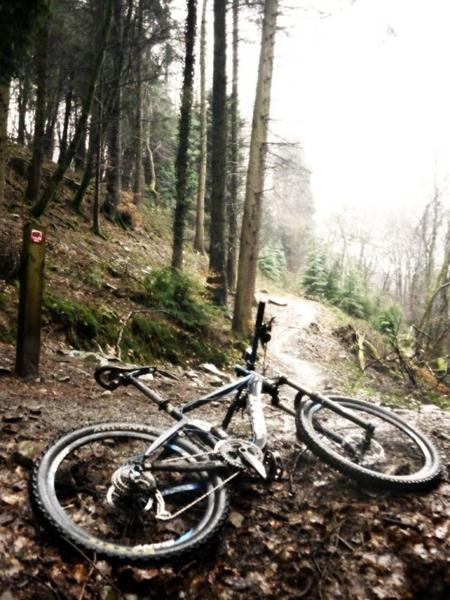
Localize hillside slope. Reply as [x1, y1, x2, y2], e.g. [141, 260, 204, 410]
[1, 147, 235, 371]
[0, 148, 449, 599]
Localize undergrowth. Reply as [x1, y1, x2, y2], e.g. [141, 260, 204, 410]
[141, 267, 221, 332]
[43, 296, 117, 350]
[43, 288, 229, 367]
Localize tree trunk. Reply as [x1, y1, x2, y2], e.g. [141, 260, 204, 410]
[71, 96, 101, 213]
[194, 0, 208, 254]
[74, 114, 88, 172]
[17, 65, 31, 146]
[25, 23, 49, 205]
[417, 221, 450, 352]
[31, 0, 113, 218]
[144, 139, 158, 199]
[208, 0, 228, 305]
[171, 0, 197, 270]
[93, 87, 104, 236]
[227, 0, 239, 291]
[133, 0, 145, 208]
[232, 0, 279, 334]
[104, 0, 124, 220]
[43, 68, 62, 159]
[0, 80, 10, 204]
[59, 72, 74, 160]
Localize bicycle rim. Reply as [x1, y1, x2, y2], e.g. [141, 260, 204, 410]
[297, 396, 441, 491]
[31, 423, 229, 562]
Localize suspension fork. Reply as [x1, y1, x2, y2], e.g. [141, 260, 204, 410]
[282, 377, 376, 434]
[246, 374, 268, 449]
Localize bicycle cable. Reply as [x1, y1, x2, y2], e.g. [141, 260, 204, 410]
[155, 470, 240, 521]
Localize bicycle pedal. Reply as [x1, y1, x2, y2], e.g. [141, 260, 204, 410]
[264, 449, 283, 482]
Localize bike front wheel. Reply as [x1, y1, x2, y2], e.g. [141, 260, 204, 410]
[31, 422, 230, 563]
[296, 396, 442, 491]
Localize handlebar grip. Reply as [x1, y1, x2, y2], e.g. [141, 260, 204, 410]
[94, 366, 122, 391]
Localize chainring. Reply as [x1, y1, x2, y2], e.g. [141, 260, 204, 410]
[214, 439, 264, 472]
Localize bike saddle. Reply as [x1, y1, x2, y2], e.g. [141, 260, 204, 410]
[95, 365, 154, 390]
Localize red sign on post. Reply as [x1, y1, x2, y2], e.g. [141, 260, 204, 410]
[30, 229, 44, 244]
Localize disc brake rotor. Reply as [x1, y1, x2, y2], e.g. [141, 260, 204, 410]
[344, 433, 385, 465]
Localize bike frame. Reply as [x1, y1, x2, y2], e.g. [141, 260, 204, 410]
[96, 300, 376, 474]
[125, 371, 269, 467]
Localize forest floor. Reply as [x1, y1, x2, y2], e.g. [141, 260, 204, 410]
[0, 292, 449, 600]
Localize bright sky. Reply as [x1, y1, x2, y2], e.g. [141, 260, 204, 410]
[239, 0, 450, 222]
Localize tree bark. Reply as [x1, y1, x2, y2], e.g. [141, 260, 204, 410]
[144, 139, 158, 199]
[227, 0, 239, 290]
[104, 0, 125, 219]
[31, 0, 113, 218]
[59, 71, 74, 160]
[43, 68, 62, 159]
[133, 0, 145, 208]
[25, 23, 49, 206]
[74, 114, 88, 172]
[0, 80, 10, 204]
[194, 0, 208, 254]
[208, 0, 228, 305]
[233, 0, 279, 334]
[17, 64, 31, 146]
[171, 0, 197, 270]
[71, 96, 101, 213]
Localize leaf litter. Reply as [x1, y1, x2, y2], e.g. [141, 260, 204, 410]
[0, 319, 449, 598]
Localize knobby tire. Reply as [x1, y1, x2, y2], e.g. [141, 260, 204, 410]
[296, 396, 441, 491]
[31, 422, 230, 563]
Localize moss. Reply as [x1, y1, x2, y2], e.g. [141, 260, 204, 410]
[43, 295, 118, 349]
[42, 289, 233, 367]
[119, 314, 230, 367]
[121, 316, 183, 364]
[85, 266, 104, 290]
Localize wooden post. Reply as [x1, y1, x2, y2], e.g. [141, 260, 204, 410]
[16, 223, 46, 378]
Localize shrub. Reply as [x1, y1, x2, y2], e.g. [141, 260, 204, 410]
[371, 305, 403, 337]
[258, 241, 286, 280]
[142, 267, 216, 332]
[338, 272, 371, 319]
[303, 251, 327, 296]
[0, 235, 20, 282]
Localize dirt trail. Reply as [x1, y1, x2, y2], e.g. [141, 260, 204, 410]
[0, 295, 449, 599]
[258, 293, 327, 389]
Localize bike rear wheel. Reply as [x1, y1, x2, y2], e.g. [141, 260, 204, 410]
[296, 396, 442, 491]
[31, 422, 229, 563]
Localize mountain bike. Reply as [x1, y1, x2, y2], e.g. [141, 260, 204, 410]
[31, 301, 442, 563]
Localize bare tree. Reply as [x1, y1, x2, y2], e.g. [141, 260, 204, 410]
[172, 0, 197, 270]
[208, 0, 228, 304]
[31, 0, 113, 218]
[194, 0, 208, 254]
[233, 0, 279, 334]
[227, 0, 240, 291]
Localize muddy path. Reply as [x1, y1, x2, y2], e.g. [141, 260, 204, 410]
[0, 296, 449, 599]
[258, 293, 328, 389]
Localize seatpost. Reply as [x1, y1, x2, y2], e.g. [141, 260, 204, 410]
[247, 301, 266, 370]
